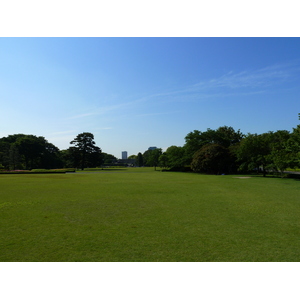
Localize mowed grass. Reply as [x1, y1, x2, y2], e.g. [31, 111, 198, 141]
[1, 168, 300, 261]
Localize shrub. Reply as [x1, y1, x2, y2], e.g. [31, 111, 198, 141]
[191, 144, 230, 174]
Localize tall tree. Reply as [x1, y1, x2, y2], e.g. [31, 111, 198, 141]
[237, 133, 273, 176]
[184, 126, 243, 164]
[150, 148, 162, 170]
[60, 147, 81, 169]
[16, 135, 47, 169]
[70, 132, 101, 170]
[269, 130, 292, 177]
[143, 148, 162, 170]
[137, 152, 143, 167]
[158, 152, 168, 169]
[164, 146, 185, 170]
[9, 143, 21, 170]
[284, 126, 300, 169]
[40, 141, 63, 169]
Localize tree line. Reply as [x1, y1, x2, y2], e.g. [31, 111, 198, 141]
[1, 125, 300, 176]
[0, 132, 104, 171]
[137, 125, 300, 176]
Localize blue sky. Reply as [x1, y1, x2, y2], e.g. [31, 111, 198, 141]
[1, 38, 300, 158]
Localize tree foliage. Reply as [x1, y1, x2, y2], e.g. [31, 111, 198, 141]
[162, 146, 185, 170]
[137, 152, 143, 167]
[102, 153, 117, 164]
[0, 134, 62, 170]
[1, 124, 300, 176]
[191, 144, 230, 174]
[236, 130, 300, 177]
[70, 132, 102, 170]
[237, 133, 273, 176]
[184, 126, 244, 165]
[143, 148, 162, 170]
[184, 126, 243, 174]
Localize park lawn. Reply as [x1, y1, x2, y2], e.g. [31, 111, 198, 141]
[0, 168, 300, 261]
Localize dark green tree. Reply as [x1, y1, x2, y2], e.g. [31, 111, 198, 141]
[191, 143, 230, 174]
[290, 125, 300, 160]
[70, 132, 101, 170]
[142, 150, 152, 166]
[184, 126, 243, 164]
[237, 133, 273, 176]
[137, 152, 143, 167]
[9, 143, 21, 170]
[102, 153, 117, 165]
[128, 155, 137, 160]
[0, 139, 10, 169]
[40, 142, 63, 169]
[268, 130, 292, 177]
[16, 135, 48, 169]
[87, 145, 102, 167]
[0, 134, 26, 169]
[164, 146, 185, 170]
[60, 147, 81, 168]
[143, 148, 162, 170]
[0, 134, 62, 170]
[158, 152, 168, 169]
[150, 148, 162, 170]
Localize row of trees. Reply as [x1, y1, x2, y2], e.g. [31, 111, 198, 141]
[237, 128, 300, 177]
[1, 124, 300, 175]
[0, 132, 103, 170]
[135, 125, 300, 176]
[0, 134, 62, 170]
[137, 126, 243, 173]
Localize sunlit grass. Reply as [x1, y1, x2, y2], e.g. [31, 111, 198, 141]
[1, 168, 300, 261]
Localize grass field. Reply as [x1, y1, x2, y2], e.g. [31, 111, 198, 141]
[1, 168, 300, 261]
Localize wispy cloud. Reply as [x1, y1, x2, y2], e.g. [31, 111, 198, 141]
[194, 63, 296, 90]
[67, 62, 300, 120]
[147, 62, 300, 103]
[67, 97, 149, 120]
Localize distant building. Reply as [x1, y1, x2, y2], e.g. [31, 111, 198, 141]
[122, 151, 128, 160]
[117, 158, 136, 167]
[148, 147, 157, 151]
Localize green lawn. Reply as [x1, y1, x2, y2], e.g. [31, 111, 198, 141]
[1, 168, 300, 261]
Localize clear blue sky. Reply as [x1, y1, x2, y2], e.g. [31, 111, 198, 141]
[1, 38, 300, 158]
